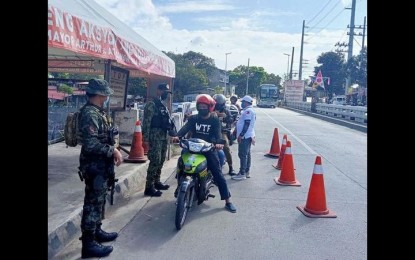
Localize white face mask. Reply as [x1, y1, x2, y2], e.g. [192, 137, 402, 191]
[104, 96, 110, 108]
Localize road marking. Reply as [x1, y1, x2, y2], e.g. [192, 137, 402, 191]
[259, 109, 317, 155]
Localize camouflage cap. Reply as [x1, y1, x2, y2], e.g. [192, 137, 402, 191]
[85, 79, 114, 96]
[157, 83, 172, 93]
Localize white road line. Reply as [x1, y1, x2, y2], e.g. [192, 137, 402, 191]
[259, 109, 317, 155]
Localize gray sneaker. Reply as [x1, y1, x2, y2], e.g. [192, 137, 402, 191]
[232, 173, 246, 180]
[246, 171, 250, 178]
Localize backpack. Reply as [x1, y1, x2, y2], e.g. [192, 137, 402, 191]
[64, 111, 80, 147]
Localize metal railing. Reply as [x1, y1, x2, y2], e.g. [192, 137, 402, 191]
[284, 101, 367, 124]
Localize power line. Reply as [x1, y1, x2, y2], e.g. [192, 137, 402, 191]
[307, 0, 333, 24]
[306, 8, 347, 42]
[307, 0, 342, 31]
[353, 37, 362, 48]
[308, 26, 350, 30]
[331, 29, 348, 52]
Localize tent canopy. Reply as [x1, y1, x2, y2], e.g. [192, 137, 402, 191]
[48, 0, 175, 79]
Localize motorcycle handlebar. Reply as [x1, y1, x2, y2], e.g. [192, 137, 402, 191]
[178, 136, 226, 146]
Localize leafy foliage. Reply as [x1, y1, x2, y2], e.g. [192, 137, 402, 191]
[49, 49, 366, 103]
[314, 52, 347, 97]
[58, 84, 73, 95]
[346, 47, 367, 89]
[127, 77, 147, 97]
[49, 72, 101, 81]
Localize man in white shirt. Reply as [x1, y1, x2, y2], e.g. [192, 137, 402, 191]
[232, 95, 256, 180]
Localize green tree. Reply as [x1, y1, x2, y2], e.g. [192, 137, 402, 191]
[182, 51, 217, 77]
[213, 85, 224, 94]
[57, 84, 74, 106]
[165, 51, 210, 101]
[49, 72, 102, 81]
[346, 47, 367, 89]
[127, 77, 147, 97]
[230, 65, 267, 97]
[264, 73, 283, 87]
[58, 84, 74, 95]
[314, 51, 347, 97]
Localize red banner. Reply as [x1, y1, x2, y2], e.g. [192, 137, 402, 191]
[48, 5, 175, 78]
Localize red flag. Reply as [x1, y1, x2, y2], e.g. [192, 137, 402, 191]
[315, 70, 323, 86]
[312, 70, 324, 89]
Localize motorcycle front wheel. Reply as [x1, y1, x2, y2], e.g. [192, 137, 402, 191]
[175, 183, 193, 230]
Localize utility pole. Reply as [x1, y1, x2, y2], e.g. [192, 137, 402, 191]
[245, 58, 250, 96]
[345, 0, 356, 95]
[283, 53, 290, 81]
[224, 52, 231, 96]
[361, 16, 366, 54]
[347, 0, 356, 61]
[290, 47, 294, 80]
[299, 20, 305, 80]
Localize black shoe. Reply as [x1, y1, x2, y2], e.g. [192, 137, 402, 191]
[81, 232, 113, 258]
[95, 225, 118, 243]
[228, 166, 237, 176]
[228, 170, 237, 176]
[155, 181, 170, 190]
[144, 186, 162, 197]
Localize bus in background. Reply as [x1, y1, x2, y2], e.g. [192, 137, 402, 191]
[256, 84, 279, 108]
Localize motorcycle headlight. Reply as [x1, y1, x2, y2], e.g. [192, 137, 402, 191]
[184, 164, 193, 171]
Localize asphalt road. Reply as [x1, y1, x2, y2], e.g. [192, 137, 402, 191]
[56, 106, 367, 260]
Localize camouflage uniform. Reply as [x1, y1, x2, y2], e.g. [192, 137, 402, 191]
[142, 97, 170, 189]
[78, 103, 114, 232]
[77, 79, 117, 258]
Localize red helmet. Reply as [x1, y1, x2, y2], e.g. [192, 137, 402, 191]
[196, 94, 216, 112]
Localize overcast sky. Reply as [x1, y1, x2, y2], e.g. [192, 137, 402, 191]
[95, 0, 367, 80]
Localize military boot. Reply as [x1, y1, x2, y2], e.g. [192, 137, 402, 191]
[81, 231, 113, 259]
[95, 223, 118, 242]
[144, 185, 162, 197]
[155, 181, 170, 190]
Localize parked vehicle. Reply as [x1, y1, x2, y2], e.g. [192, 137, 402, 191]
[331, 95, 346, 105]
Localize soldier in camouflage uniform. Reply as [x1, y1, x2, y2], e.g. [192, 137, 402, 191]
[142, 83, 175, 196]
[78, 79, 123, 259]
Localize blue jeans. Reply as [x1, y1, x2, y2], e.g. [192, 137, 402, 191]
[218, 149, 225, 168]
[238, 138, 252, 174]
[180, 149, 231, 200]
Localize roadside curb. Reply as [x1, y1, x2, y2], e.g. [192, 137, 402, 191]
[48, 145, 181, 259]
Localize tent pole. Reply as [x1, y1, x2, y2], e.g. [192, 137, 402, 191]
[104, 59, 112, 116]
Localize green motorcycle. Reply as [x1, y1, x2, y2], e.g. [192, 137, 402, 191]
[175, 137, 222, 230]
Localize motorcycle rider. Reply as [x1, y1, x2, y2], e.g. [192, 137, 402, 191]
[212, 94, 237, 175]
[230, 94, 242, 113]
[172, 94, 237, 213]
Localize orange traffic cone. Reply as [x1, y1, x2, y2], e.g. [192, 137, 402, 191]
[297, 156, 336, 218]
[274, 140, 301, 186]
[272, 134, 288, 169]
[265, 128, 281, 157]
[124, 120, 147, 163]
